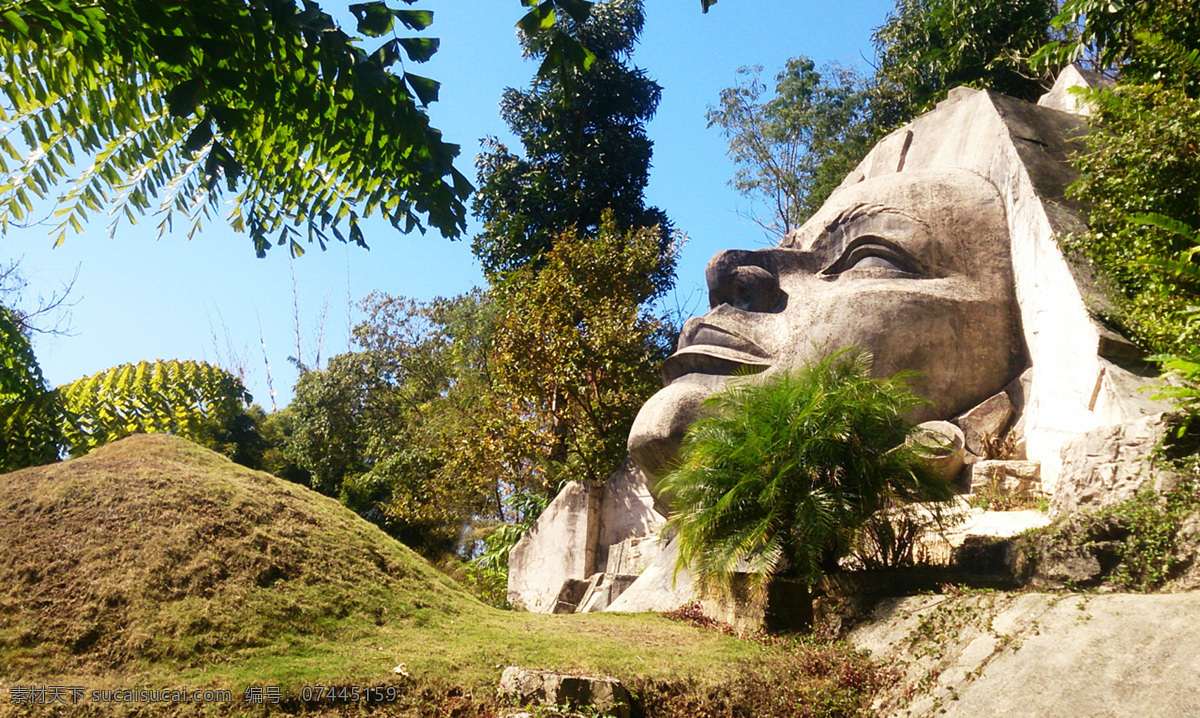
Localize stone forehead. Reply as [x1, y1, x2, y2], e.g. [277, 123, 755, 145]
[780, 168, 1004, 252]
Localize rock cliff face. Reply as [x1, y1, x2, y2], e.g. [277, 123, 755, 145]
[849, 592, 1200, 717]
[508, 67, 1177, 622]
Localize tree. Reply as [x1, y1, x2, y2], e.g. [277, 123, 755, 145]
[286, 292, 504, 557]
[285, 219, 677, 556]
[1064, 82, 1200, 354]
[1041, 9, 1200, 357]
[661, 352, 952, 622]
[871, 0, 1057, 123]
[1032, 0, 1200, 86]
[709, 1, 1059, 240]
[0, 306, 68, 472]
[59, 359, 259, 459]
[490, 214, 678, 488]
[706, 58, 876, 239]
[472, 0, 672, 283]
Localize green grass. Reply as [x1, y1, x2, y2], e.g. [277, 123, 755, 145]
[0, 435, 886, 717]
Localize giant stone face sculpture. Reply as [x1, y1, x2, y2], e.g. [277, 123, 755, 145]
[628, 168, 1024, 487]
[508, 77, 1175, 616]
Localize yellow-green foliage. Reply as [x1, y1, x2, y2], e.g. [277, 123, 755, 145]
[59, 359, 251, 456]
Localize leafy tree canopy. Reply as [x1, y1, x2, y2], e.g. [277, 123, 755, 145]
[0, 305, 67, 471]
[871, 0, 1056, 123]
[59, 359, 257, 459]
[287, 292, 503, 557]
[473, 0, 672, 282]
[490, 214, 678, 487]
[285, 217, 676, 559]
[1033, 0, 1200, 86]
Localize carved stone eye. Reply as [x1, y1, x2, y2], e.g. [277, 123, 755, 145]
[846, 254, 906, 271]
[823, 239, 922, 278]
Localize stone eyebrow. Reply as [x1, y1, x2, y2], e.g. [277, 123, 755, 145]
[781, 203, 927, 253]
[824, 203, 927, 234]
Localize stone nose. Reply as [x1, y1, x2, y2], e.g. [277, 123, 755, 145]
[705, 249, 782, 312]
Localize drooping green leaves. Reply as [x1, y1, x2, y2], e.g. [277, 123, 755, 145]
[515, 0, 597, 78]
[0, 0, 468, 256]
[398, 37, 439, 63]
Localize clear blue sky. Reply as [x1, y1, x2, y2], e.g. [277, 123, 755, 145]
[10, 0, 894, 409]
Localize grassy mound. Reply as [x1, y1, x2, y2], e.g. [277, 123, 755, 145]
[0, 435, 887, 717]
[0, 434, 478, 674]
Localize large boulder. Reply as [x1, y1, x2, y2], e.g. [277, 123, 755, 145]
[499, 667, 632, 718]
[1051, 412, 1184, 517]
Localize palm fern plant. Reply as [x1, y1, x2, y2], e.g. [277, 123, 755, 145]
[661, 350, 953, 620]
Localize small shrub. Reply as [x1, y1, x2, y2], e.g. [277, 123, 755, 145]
[662, 350, 954, 615]
[1107, 477, 1200, 590]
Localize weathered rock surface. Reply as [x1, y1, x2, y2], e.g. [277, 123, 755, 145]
[850, 592, 1200, 717]
[1036, 63, 1112, 116]
[968, 459, 1041, 498]
[1052, 413, 1183, 517]
[700, 574, 813, 634]
[604, 534, 695, 613]
[1169, 514, 1200, 591]
[498, 667, 632, 718]
[508, 481, 602, 613]
[576, 573, 639, 613]
[912, 420, 966, 482]
[509, 461, 664, 614]
[602, 534, 663, 575]
[953, 391, 1015, 457]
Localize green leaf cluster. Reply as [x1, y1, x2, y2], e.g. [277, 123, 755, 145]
[0, 0, 469, 256]
[1063, 31, 1200, 356]
[872, 0, 1056, 120]
[284, 218, 677, 559]
[59, 359, 255, 458]
[286, 292, 504, 558]
[662, 351, 953, 602]
[489, 214, 679, 487]
[1032, 0, 1200, 86]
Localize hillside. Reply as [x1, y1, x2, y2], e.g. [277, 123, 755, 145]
[0, 434, 481, 674]
[0, 435, 881, 716]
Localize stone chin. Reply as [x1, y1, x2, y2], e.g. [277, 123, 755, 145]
[627, 373, 725, 487]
